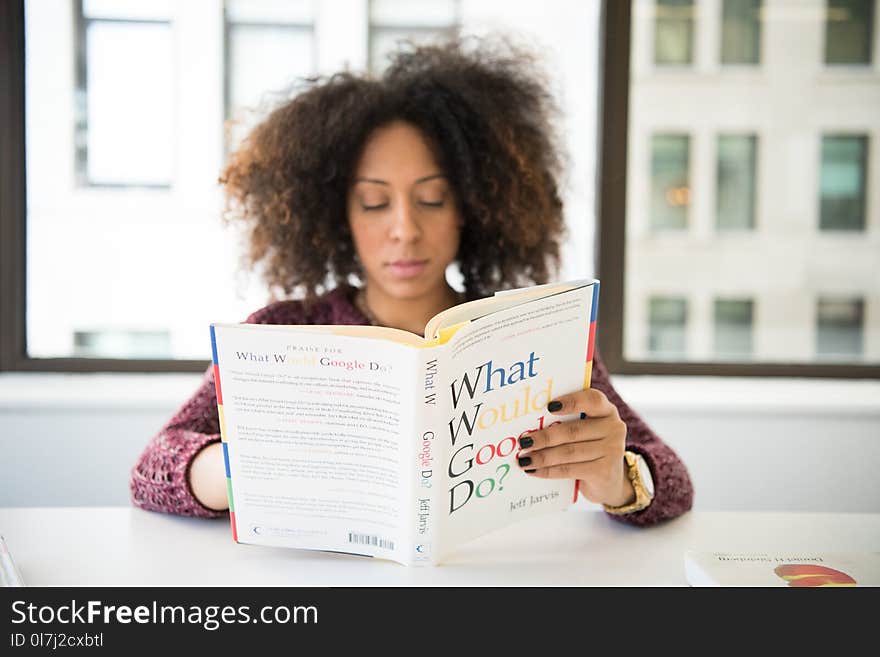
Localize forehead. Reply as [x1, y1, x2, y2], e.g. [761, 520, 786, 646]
[354, 121, 443, 179]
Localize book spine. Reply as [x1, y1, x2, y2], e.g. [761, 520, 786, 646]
[574, 281, 600, 504]
[411, 348, 443, 566]
[210, 325, 238, 542]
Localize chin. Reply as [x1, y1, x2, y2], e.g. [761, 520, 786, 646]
[381, 280, 438, 301]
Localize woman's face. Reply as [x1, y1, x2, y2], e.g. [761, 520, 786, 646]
[347, 120, 461, 301]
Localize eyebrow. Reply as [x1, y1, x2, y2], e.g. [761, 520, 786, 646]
[354, 173, 447, 186]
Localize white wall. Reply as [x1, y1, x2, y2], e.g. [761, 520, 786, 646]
[1, 373, 877, 512]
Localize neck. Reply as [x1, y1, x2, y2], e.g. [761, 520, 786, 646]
[361, 282, 461, 335]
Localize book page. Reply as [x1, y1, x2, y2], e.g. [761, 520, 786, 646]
[210, 324, 419, 564]
[424, 279, 596, 340]
[433, 283, 596, 561]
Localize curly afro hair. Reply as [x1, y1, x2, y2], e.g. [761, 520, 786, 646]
[220, 36, 567, 303]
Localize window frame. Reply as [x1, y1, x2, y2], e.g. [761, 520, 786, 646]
[366, 0, 461, 74]
[595, 0, 879, 378]
[0, 0, 206, 373]
[73, 0, 175, 190]
[222, 7, 317, 127]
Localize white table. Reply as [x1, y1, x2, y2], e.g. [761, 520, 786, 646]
[1, 505, 878, 586]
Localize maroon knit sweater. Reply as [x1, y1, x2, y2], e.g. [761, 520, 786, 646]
[130, 285, 694, 526]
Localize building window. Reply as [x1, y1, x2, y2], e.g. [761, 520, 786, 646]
[721, 0, 761, 65]
[654, 0, 695, 66]
[648, 297, 688, 358]
[714, 299, 753, 359]
[74, 0, 174, 187]
[369, 0, 460, 74]
[651, 134, 690, 230]
[825, 0, 875, 65]
[717, 135, 757, 230]
[817, 298, 864, 359]
[224, 0, 316, 152]
[820, 135, 868, 231]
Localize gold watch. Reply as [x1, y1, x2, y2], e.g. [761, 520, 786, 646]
[603, 450, 654, 515]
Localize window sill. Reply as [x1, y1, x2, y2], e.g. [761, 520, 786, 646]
[610, 375, 880, 417]
[0, 372, 205, 411]
[0, 372, 877, 417]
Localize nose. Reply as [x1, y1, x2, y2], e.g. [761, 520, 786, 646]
[388, 199, 422, 243]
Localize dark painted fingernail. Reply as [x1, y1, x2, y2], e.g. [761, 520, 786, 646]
[580, 412, 588, 419]
[518, 456, 532, 467]
[524, 469, 536, 473]
[519, 436, 534, 448]
[547, 401, 563, 412]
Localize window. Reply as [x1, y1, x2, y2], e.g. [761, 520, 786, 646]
[3, 1, 602, 372]
[599, 1, 879, 377]
[654, 0, 695, 66]
[651, 135, 690, 230]
[717, 135, 757, 230]
[820, 135, 868, 231]
[714, 299, 753, 359]
[224, 0, 316, 152]
[817, 298, 864, 359]
[74, 0, 174, 187]
[648, 297, 687, 358]
[825, 0, 875, 65]
[368, 0, 460, 74]
[720, 0, 761, 65]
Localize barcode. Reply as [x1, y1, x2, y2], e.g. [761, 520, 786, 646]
[348, 532, 395, 550]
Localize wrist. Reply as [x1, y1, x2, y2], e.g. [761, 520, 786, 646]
[603, 465, 637, 508]
[603, 451, 655, 515]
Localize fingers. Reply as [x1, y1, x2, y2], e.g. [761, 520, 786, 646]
[520, 413, 623, 452]
[547, 388, 616, 419]
[515, 388, 626, 483]
[523, 460, 601, 480]
[517, 436, 608, 471]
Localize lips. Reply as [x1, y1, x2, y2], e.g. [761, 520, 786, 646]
[386, 259, 429, 279]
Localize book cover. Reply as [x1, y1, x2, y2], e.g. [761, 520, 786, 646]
[684, 550, 880, 587]
[209, 279, 599, 565]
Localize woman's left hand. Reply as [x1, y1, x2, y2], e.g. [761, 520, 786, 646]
[516, 388, 635, 508]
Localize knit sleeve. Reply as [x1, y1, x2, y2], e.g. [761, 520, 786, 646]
[129, 365, 227, 518]
[128, 301, 313, 518]
[589, 351, 694, 526]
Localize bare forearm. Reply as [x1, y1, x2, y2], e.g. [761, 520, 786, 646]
[188, 442, 229, 511]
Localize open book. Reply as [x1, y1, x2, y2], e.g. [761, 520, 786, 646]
[209, 278, 599, 565]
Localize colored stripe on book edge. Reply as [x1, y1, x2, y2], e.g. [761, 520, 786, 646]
[230, 511, 238, 542]
[583, 361, 593, 390]
[590, 281, 600, 322]
[213, 365, 223, 405]
[226, 478, 234, 513]
[210, 325, 219, 365]
[586, 321, 596, 361]
[222, 442, 231, 478]
[218, 405, 227, 443]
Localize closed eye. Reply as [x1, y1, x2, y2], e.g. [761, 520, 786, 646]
[419, 201, 445, 208]
[362, 203, 389, 211]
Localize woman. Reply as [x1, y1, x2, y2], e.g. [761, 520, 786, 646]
[130, 38, 693, 527]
